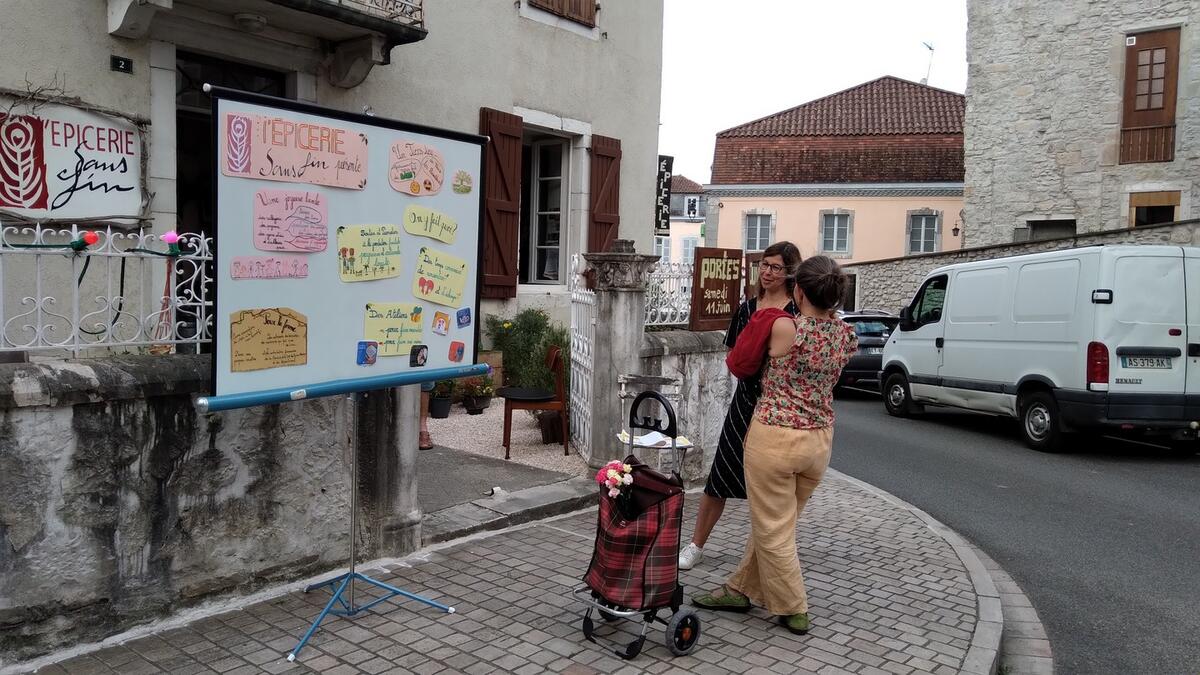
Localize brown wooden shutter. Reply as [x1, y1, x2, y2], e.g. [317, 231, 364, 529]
[480, 108, 523, 298]
[588, 135, 621, 253]
[529, 0, 596, 27]
[1120, 28, 1180, 163]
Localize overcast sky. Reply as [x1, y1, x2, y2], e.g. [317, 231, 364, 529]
[659, 0, 968, 184]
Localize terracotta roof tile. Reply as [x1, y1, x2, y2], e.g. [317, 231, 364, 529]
[669, 174, 704, 193]
[718, 76, 965, 138]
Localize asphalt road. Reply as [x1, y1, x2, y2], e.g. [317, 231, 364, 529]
[830, 389, 1200, 675]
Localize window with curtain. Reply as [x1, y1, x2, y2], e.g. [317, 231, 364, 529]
[820, 213, 850, 253]
[744, 213, 772, 251]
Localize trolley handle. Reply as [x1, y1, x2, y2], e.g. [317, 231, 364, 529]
[627, 391, 678, 438]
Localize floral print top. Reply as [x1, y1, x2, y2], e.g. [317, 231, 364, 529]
[755, 316, 859, 430]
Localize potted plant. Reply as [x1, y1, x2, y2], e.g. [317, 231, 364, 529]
[429, 380, 454, 419]
[460, 375, 495, 415]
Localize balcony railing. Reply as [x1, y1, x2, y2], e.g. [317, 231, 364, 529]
[269, 0, 424, 29]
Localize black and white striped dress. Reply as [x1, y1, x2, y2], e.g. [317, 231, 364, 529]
[703, 298, 799, 499]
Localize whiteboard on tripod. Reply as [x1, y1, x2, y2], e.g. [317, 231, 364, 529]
[209, 88, 486, 398]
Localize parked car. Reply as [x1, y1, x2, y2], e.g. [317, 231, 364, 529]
[837, 310, 900, 389]
[880, 245, 1200, 454]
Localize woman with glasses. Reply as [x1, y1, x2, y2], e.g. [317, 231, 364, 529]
[679, 241, 801, 571]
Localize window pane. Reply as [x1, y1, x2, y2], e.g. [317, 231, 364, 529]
[1138, 49, 1151, 65]
[909, 230, 921, 252]
[669, 194, 684, 216]
[1136, 94, 1149, 110]
[1153, 47, 1166, 63]
[1152, 63, 1165, 79]
[536, 248, 560, 281]
[538, 214, 560, 246]
[1136, 79, 1149, 94]
[538, 179, 561, 212]
[1150, 93, 1163, 108]
[539, 144, 562, 178]
[1138, 65, 1150, 79]
[1151, 78, 1164, 94]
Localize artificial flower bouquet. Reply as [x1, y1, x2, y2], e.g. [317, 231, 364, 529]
[596, 459, 634, 498]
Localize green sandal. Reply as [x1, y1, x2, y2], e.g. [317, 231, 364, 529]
[692, 585, 751, 613]
[779, 612, 811, 635]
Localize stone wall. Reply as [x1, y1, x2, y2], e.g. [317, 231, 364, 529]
[0, 356, 420, 664]
[845, 219, 1200, 311]
[965, 0, 1199, 245]
[639, 330, 733, 484]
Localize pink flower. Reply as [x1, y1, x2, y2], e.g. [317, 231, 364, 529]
[607, 488, 620, 498]
[160, 230, 180, 244]
[622, 474, 633, 486]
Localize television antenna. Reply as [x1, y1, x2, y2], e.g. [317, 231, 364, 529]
[921, 42, 935, 84]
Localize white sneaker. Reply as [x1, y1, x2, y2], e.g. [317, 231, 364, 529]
[678, 543, 704, 570]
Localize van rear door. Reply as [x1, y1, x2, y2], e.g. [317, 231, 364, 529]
[1097, 248, 1187, 419]
[1183, 248, 1200, 422]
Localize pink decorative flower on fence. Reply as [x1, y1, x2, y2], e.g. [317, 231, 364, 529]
[595, 460, 633, 498]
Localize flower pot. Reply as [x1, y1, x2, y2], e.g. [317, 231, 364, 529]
[429, 396, 453, 419]
[537, 410, 564, 444]
[463, 396, 492, 415]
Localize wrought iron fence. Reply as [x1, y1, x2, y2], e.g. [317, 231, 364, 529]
[644, 260, 693, 328]
[0, 223, 213, 355]
[568, 254, 596, 456]
[330, 0, 424, 24]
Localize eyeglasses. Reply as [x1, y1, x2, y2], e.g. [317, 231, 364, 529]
[758, 261, 787, 274]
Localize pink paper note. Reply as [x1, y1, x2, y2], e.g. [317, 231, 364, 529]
[389, 140, 445, 196]
[222, 112, 368, 190]
[231, 255, 309, 280]
[253, 190, 328, 252]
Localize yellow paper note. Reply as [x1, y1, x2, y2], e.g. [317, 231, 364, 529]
[230, 308, 308, 372]
[364, 303, 425, 357]
[404, 205, 458, 244]
[336, 225, 402, 282]
[413, 247, 468, 308]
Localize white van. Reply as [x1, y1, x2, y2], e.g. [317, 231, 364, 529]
[880, 245, 1200, 453]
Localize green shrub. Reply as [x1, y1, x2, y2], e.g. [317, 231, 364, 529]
[485, 309, 571, 398]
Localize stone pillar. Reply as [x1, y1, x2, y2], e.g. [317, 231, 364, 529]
[582, 239, 660, 468]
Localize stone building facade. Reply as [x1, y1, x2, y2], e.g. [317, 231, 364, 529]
[965, 0, 1199, 245]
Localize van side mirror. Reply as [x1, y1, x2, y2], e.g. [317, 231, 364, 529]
[898, 307, 915, 332]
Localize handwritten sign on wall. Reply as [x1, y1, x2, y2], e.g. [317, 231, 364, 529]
[413, 247, 467, 307]
[389, 140, 444, 196]
[253, 189, 328, 252]
[222, 112, 367, 190]
[0, 98, 144, 220]
[364, 303, 424, 356]
[231, 255, 309, 280]
[230, 307, 308, 372]
[336, 224, 402, 282]
[689, 247, 744, 331]
[403, 205, 457, 244]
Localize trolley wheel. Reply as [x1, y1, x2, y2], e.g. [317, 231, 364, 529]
[665, 608, 702, 656]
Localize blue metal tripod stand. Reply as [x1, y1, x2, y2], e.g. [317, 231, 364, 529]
[288, 392, 455, 662]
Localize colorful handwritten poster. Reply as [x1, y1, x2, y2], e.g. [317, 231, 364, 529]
[230, 308, 308, 372]
[253, 190, 328, 252]
[403, 205, 457, 244]
[222, 112, 367, 189]
[364, 303, 424, 357]
[230, 255, 309, 280]
[413, 247, 468, 308]
[388, 140, 444, 196]
[336, 225, 402, 282]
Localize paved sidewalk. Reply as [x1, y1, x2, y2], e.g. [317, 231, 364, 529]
[21, 473, 999, 675]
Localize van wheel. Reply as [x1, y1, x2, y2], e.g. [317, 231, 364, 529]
[883, 373, 916, 417]
[1019, 391, 1064, 452]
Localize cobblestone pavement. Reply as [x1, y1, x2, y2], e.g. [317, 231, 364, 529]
[27, 475, 988, 675]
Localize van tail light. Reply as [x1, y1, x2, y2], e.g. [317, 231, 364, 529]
[1087, 341, 1109, 390]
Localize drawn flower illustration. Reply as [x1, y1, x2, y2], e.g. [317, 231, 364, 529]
[0, 115, 48, 209]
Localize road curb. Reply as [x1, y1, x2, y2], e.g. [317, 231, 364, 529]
[421, 475, 595, 546]
[828, 468, 1003, 675]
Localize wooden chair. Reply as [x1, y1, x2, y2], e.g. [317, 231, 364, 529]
[497, 346, 569, 460]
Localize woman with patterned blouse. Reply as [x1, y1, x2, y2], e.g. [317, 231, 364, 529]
[692, 255, 859, 636]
